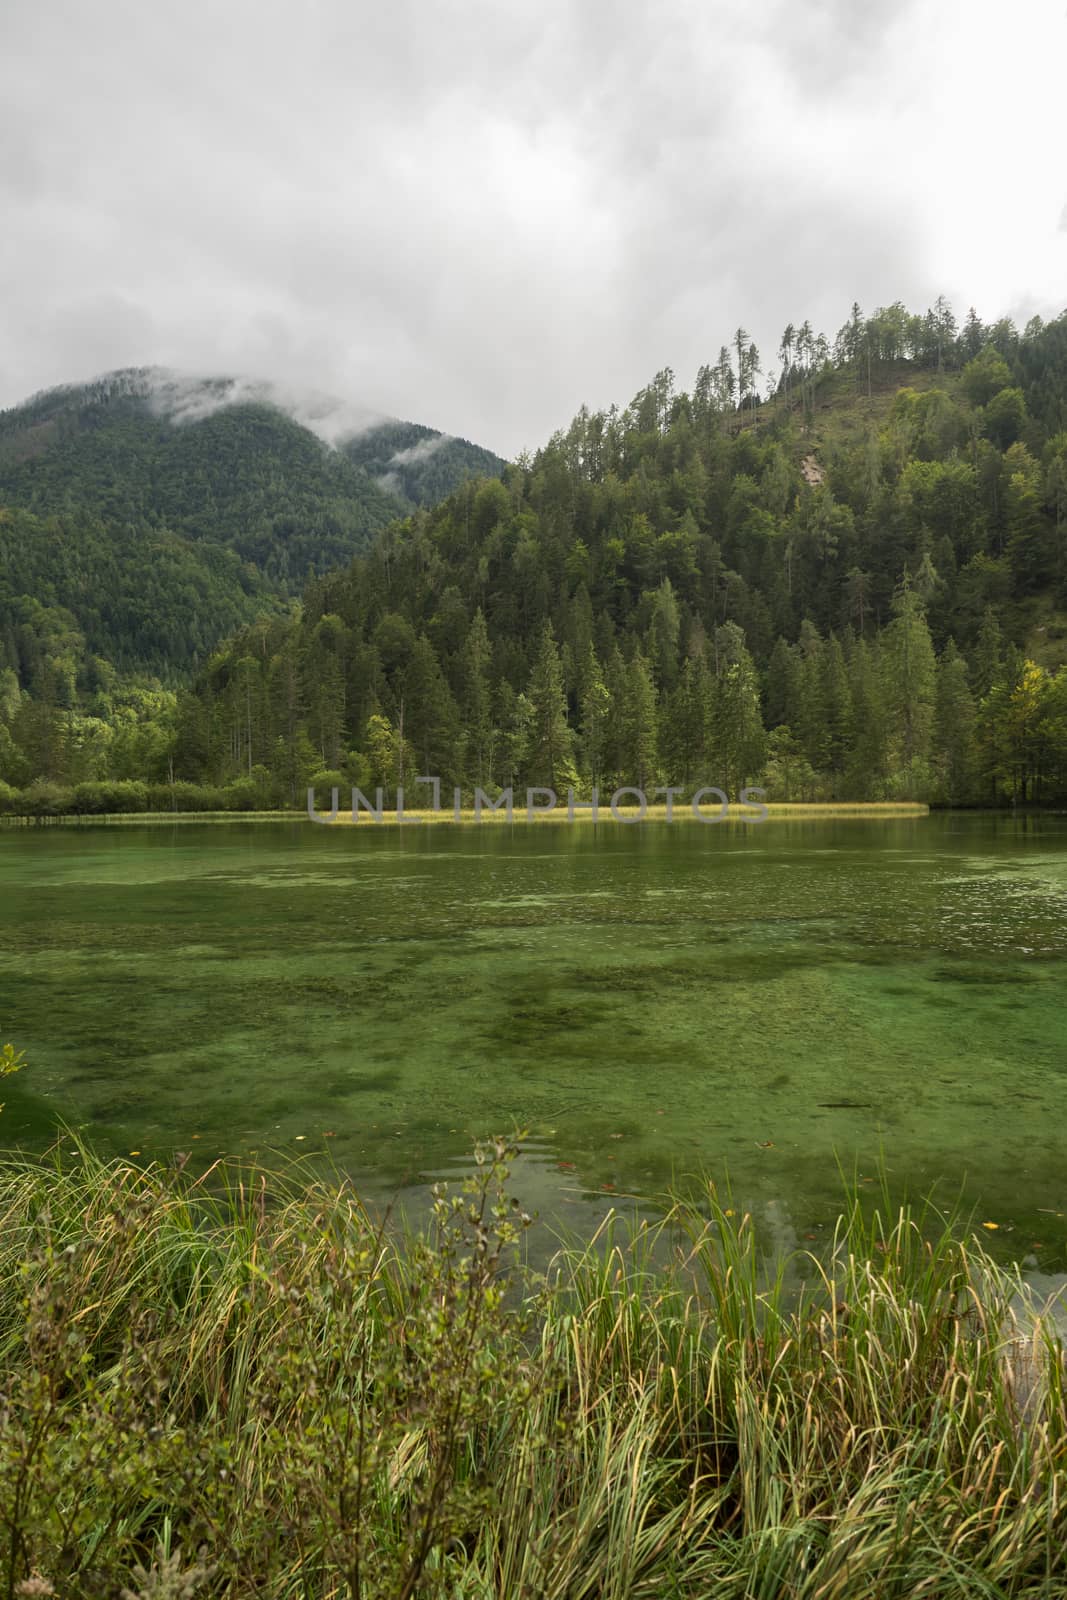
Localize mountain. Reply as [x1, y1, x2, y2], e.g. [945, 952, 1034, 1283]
[159, 302, 1067, 811]
[339, 420, 505, 506]
[3, 303, 1067, 814]
[0, 369, 506, 674]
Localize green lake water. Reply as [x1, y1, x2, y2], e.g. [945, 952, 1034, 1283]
[1, 814, 1066, 1270]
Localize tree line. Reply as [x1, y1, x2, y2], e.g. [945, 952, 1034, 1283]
[2, 298, 1067, 815]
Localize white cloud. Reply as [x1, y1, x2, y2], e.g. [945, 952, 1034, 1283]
[387, 435, 450, 467]
[143, 370, 387, 443]
[1, 0, 1064, 458]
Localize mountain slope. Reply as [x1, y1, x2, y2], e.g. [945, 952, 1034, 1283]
[156, 303, 1067, 809]
[339, 420, 506, 506]
[0, 369, 505, 673]
[0, 504, 277, 677]
[3, 304, 1067, 812]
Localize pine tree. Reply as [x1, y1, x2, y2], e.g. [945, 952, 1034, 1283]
[764, 637, 801, 730]
[820, 634, 852, 787]
[623, 652, 659, 793]
[971, 608, 1003, 698]
[525, 622, 575, 790]
[845, 637, 889, 798]
[578, 643, 610, 792]
[462, 609, 493, 789]
[880, 582, 937, 792]
[647, 578, 681, 692]
[933, 640, 977, 804]
[662, 652, 711, 788]
[710, 623, 766, 792]
[404, 636, 462, 787]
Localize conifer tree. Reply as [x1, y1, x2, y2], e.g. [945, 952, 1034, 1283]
[710, 623, 765, 792]
[933, 640, 977, 804]
[971, 608, 1003, 698]
[845, 637, 889, 798]
[820, 634, 852, 786]
[462, 609, 493, 789]
[620, 652, 659, 793]
[578, 643, 610, 792]
[647, 578, 681, 693]
[525, 622, 575, 790]
[881, 582, 937, 790]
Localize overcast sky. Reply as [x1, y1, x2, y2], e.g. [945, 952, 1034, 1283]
[2, 0, 1065, 458]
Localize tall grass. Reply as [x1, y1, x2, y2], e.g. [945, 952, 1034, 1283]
[0, 1139, 1063, 1598]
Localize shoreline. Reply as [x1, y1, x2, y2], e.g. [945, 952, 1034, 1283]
[1, 800, 932, 827]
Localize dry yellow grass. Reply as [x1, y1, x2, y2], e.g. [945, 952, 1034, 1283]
[322, 799, 929, 827]
[3, 801, 930, 828]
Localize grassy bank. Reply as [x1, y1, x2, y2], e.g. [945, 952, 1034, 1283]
[0, 1140, 1064, 1598]
[322, 799, 930, 826]
[0, 800, 930, 827]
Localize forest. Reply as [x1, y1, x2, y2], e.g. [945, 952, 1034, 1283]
[2, 299, 1067, 816]
[0, 371, 503, 673]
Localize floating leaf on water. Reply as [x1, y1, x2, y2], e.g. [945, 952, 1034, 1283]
[757, 1140, 775, 1149]
[724, 1208, 735, 1217]
[981, 1221, 999, 1230]
[129, 1150, 140, 1157]
[295, 1135, 306, 1141]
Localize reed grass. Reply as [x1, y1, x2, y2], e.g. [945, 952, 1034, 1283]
[1, 801, 930, 828]
[0, 1138, 1062, 1598]
[323, 800, 929, 827]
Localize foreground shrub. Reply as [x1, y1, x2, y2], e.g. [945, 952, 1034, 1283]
[0, 1142, 1064, 1598]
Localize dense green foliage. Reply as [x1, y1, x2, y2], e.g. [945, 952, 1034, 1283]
[340, 419, 508, 507]
[162, 303, 1067, 810]
[0, 504, 280, 676]
[2, 305, 1067, 812]
[0, 371, 504, 678]
[0, 1137, 1064, 1597]
[0, 378, 400, 584]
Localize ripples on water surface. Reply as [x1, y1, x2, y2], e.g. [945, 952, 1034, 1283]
[1, 813, 1066, 1271]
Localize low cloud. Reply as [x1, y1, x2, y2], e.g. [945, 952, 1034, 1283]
[145, 370, 389, 444]
[387, 435, 450, 467]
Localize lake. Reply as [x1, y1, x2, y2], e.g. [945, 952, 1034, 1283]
[1, 813, 1066, 1268]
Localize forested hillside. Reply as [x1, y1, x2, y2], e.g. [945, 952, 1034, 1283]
[0, 369, 505, 673]
[339, 420, 507, 507]
[2, 303, 1067, 815]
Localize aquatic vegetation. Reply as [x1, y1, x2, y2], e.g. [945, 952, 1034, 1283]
[3, 816, 1067, 1260]
[0, 1042, 25, 1117]
[0, 1139, 1064, 1597]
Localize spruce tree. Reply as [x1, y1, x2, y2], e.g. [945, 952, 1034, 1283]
[934, 640, 977, 805]
[880, 582, 937, 792]
[462, 610, 493, 790]
[710, 624, 766, 792]
[525, 622, 576, 790]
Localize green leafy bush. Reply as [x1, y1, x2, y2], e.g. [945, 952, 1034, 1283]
[0, 1140, 1064, 1597]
